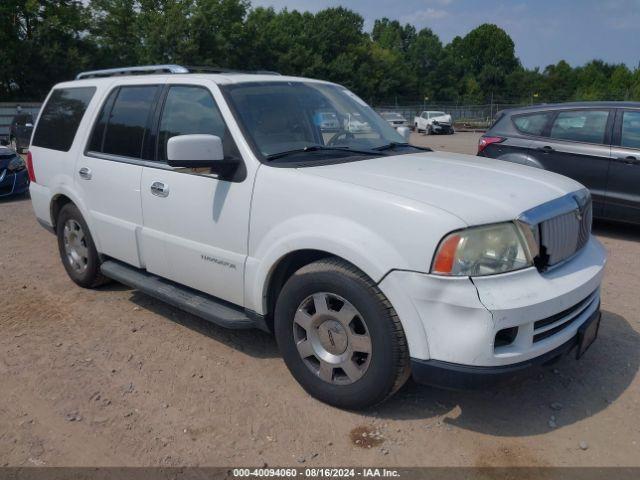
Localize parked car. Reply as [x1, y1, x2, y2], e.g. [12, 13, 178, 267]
[414, 110, 454, 134]
[380, 111, 409, 128]
[0, 145, 30, 197]
[29, 65, 605, 409]
[344, 112, 371, 133]
[9, 112, 34, 153]
[479, 102, 640, 225]
[315, 111, 340, 132]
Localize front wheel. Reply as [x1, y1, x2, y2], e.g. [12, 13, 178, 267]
[274, 258, 410, 409]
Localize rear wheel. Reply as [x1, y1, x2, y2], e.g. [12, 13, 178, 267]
[56, 203, 108, 288]
[274, 258, 410, 409]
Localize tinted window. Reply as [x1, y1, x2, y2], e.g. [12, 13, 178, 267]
[549, 110, 609, 144]
[621, 111, 640, 149]
[158, 85, 238, 161]
[32, 87, 96, 151]
[513, 112, 551, 136]
[103, 86, 158, 158]
[87, 89, 118, 153]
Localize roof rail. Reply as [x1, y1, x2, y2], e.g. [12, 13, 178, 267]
[76, 64, 281, 80]
[76, 65, 189, 80]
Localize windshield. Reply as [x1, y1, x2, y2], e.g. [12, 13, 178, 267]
[223, 81, 406, 159]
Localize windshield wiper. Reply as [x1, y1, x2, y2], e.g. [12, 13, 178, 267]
[265, 145, 378, 161]
[374, 142, 433, 152]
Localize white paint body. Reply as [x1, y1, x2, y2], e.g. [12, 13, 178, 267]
[29, 73, 606, 367]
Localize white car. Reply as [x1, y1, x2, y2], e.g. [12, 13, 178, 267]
[28, 65, 605, 409]
[414, 110, 454, 134]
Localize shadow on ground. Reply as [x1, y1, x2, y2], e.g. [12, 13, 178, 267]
[126, 290, 279, 359]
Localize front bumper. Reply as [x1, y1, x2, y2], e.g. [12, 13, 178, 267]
[0, 168, 29, 197]
[378, 236, 606, 386]
[430, 123, 453, 133]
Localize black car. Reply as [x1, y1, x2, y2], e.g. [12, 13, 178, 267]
[0, 146, 30, 198]
[9, 113, 34, 153]
[479, 102, 640, 224]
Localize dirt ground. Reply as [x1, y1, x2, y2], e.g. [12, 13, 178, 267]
[1, 132, 639, 467]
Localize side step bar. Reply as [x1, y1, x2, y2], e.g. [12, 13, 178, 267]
[100, 260, 256, 330]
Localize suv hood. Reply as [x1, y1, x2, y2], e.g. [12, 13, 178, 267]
[302, 151, 583, 225]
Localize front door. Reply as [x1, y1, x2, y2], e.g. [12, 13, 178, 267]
[139, 83, 252, 306]
[608, 109, 640, 223]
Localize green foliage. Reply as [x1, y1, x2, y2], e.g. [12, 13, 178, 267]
[2, 0, 640, 105]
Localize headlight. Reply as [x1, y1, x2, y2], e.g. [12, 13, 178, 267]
[431, 222, 535, 276]
[8, 156, 25, 172]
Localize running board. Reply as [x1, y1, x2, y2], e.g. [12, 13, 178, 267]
[100, 260, 256, 329]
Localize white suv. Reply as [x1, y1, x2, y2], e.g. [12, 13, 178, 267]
[28, 65, 606, 409]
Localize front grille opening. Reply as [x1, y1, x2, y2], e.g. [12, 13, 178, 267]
[494, 327, 519, 349]
[532, 291, 597, 343]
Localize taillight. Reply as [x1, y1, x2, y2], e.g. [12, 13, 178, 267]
[477, 136, 505, 154]
[26, 150, 36, 183]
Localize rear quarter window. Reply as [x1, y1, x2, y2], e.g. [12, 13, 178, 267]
[512, 112, 552, 136]
[32, 87, 96, 151]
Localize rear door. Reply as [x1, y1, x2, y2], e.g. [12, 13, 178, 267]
[77, 83, 162, 267]
[527, 108, 613, 217]
[607, 108, 640, 223]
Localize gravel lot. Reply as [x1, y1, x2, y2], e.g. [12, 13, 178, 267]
[1, 132, 639, 467]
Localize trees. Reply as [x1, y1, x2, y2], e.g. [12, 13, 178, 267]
[1, 1, 639, 105]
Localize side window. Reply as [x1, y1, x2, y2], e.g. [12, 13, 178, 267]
[87, 89, 118, 153]
[32, 87, 96, 151]
[102, 86, 159, 159]
[157, 85, 240, 162]
[512, 112, 552, 136]
[621, 111, 640, 149]
[549, 110, 609, 144]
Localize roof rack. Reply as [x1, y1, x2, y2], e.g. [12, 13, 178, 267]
[76, 64, 280, 80]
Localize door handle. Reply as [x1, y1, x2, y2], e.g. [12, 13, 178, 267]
[616, 155, 638, 165]
[78, 167, 92, 180]
[150, 181, 169, 197]
[536, 146, 554, 153]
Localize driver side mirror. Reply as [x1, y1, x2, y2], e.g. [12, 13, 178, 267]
[167, 134, 225, 168]
[396, 126, 411, 141]
[167, 134, 241, 179]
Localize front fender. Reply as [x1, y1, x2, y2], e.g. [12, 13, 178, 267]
[244, 213, 405, 315]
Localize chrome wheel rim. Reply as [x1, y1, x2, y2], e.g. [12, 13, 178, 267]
[63, 219, 89, 274]
[293, 292, 372, 385]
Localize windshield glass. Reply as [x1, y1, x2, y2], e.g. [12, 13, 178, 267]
[223, 81, 406, 159]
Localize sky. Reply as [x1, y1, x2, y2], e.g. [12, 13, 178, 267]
[250, 0, 640, 70]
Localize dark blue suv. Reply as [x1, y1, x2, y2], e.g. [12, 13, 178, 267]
[0, 146, 30, 198]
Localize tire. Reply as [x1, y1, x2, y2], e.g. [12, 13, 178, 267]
[56, 203, 108, 288]
[274, 258, 410, 409]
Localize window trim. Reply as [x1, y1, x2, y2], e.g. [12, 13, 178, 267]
[84, 84, 163, 161]
[32, 86, 97, 152]
[510, 111, 554, 138]
[612, 108, 640, 152]
[544, 108, 614, 147]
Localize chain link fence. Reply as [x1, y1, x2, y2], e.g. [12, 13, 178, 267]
[374, 102, 531, 130]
